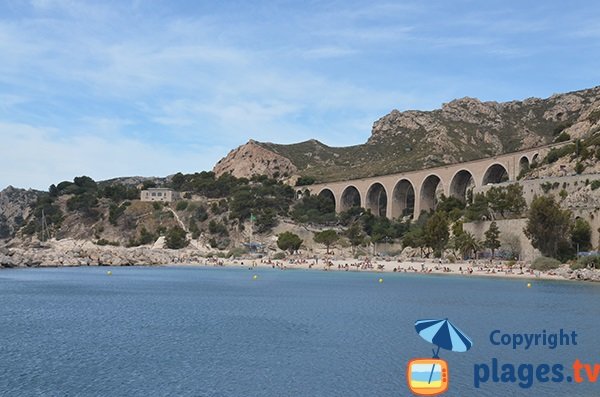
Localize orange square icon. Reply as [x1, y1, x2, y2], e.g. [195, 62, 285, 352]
[406, 358, 449, 396]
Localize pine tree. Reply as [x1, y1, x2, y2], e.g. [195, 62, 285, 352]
[484, 221, 501, 259]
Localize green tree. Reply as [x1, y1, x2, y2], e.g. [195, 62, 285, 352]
[295, 176, 316, 186]
[423, 211, 449, 257]
[524, 196, 572, 259]
[436, 195, 465, 218]
[208, 220, 229, 236]
[291, 194, 336, 224]
[175, 200, 189, 211]
[66, 192, 99, 220]
[484, 221, 501, 259]
[165, 226, 188, 249]
[171, 172, 186, 191]
[313, 229, 340, 254]
[73, 176, 97, 193]
[451, 220, 464, 238]
[189, 221, 201, 240]
[142, 180, 157, 190]
[571, 218, 592, 252]
[456, 231, 481, 259]
[108, 201, 131, 225]
[464, 193, 489, 221]
[48, 184, 58, 198]
[192, 205, 209, 222]
[277, 231, 303, 254]
[486, 184, 526, 219]
[403, 228, 427, 256]
[449, 221, 465, 258]
[345, 222, 365, 254]
[255, 208, 278, 233]
[100, 183, 139, 202]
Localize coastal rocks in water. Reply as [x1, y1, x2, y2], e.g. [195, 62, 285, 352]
[0, 242, 209, 268]
[570, 268, 600, 282]
[0, 253, 17, 268]
[553, 264, 600, 282]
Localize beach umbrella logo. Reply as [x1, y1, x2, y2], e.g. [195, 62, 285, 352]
[406, 318, 473, 396]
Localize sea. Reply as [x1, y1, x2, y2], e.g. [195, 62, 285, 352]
[1, 266, 599, 396]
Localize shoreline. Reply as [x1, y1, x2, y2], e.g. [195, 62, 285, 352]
[2, 259, 596, 283]
[1, 240, 597, 282]
[168, 258, 574, 282]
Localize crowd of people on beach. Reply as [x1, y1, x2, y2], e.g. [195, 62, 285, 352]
[195, 253, 545, 279]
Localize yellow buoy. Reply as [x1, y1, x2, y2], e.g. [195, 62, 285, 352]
[252, 275, 258, 280]
[107, 271, 112, 276]
[379, 278, 383, 283]
[527, 282, 531, 288]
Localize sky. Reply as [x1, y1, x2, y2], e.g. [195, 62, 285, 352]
[1, 0, 599, 191]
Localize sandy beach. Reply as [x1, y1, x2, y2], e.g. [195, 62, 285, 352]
[179, 256, 567, 281]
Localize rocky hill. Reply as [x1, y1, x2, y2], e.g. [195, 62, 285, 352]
[0, 186, 41, 239]
[213, 140, 297, 180]
[215, 86, 600, 182]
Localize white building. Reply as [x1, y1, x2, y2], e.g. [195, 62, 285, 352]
[140, 188, 180, 202]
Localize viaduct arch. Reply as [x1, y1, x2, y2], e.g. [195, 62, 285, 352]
[303, 145, 552, 219]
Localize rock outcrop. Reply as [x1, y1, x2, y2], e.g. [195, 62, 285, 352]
[0, 186, 41, 239]
[0, 238, 233, 268]
[213, 139, 297, 179]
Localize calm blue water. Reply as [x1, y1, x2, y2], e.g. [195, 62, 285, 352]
[1, 266, 599, 396]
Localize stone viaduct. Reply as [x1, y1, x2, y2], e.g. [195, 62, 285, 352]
[299, 144, 559, 219]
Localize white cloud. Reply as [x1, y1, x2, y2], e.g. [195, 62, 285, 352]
[1, 0, 595, 193]
[0, 122, 226, 191]
[301, 46, 358, 59]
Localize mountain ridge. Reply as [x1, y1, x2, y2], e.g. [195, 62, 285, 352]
[214, 86, 600, 182]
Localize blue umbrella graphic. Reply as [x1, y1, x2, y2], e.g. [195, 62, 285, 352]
[415, 318, 473, 383]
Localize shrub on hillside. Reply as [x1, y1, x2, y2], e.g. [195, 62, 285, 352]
[571, 255, 600, 270]
[531, 256, 561, 271]
[227, 247, 248, 258]
[272, 252, 286, 260]
[165, 226, 188, 249]
[554, 131, 571, 143]
[96, 239, 120, 246]
[176, 201, 188, 211]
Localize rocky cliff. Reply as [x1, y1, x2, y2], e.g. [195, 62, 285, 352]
[215, 86, 600, 182]
[0, 186, 40, 239]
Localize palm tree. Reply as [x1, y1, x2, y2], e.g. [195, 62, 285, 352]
[459, 232, 481, 259]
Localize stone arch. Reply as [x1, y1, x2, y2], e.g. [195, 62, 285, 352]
[340, 185, 361, 211]
[482, 163, 509, 185]
[391, 179, 415, 219]
[296, 190, 304, 200]
[519, 156, 530, 175]
[449, 169, 475, 202]
[420, 174, 443, 214]
[532, 153, 539, 165]
[317, 188, 336, 210]
[366, 182, 388, 217]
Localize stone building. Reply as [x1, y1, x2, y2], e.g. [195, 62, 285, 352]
[140, 188, 180, 202]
